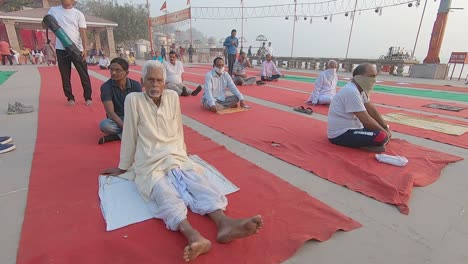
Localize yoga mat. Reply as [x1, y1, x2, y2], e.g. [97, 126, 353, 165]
[175, 95, 463, 214]
[18, 67, 361, 264]
[0, 71, 15, 85]
[217, 107, 249, 114]
[383, 113, 468, 136]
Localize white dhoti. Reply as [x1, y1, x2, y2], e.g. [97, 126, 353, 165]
[306, 94, 334, 105]
[148, 168, 228, 231]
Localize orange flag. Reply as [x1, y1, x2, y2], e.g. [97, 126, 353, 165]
[160, 1, 167, 11]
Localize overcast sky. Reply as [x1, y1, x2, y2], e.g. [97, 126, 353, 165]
[119, 0, 467, 62]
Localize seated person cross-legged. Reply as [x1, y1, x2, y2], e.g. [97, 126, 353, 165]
[327, 63, 391, 153]
[201, 57, 249, 113]
[163, 50, 202, 96]
[232, 52, 256, 86]
[99, 54, 111, 69]
[260, 54, 283, 81]
[306, 60, 338, 105]
[98, 58, 142, 144]
[102, 60, 263, 262]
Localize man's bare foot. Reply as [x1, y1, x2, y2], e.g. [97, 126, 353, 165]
[217, 215, 263, 244]
[183, 235, 212, 262]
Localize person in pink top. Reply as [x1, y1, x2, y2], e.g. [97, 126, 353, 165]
[260, 54, 283, 81]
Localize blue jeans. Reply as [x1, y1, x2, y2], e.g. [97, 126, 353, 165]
[261, 74, 281, 81]
[99, 118, 122, 137]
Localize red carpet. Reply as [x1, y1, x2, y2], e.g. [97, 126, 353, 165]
[169, 93, 463, 215]
[238, 83, 468, 149]
[182, 70, 468, 119]
[178, 71, 468, 149]
[186, 64, 468, 93]
[17, 67, 361, 264]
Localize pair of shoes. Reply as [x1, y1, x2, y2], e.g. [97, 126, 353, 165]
[7, 102, 34, 114]
[85, 100, 93, 106]
[181, 86, 190, 96]
[293, 106, 313, 115]
[98, 134, 120, 145]
[0, 136, 15, 154]
[68, 100, 76, 106]
[191, 85, 202, 96]
[256, 80, 266, 85]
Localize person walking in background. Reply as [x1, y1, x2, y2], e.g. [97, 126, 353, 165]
[161, 45, 167, 60]
[48, 0, 93, 106]
[223, 29, 238, 76]
[188, 44, 194, 63]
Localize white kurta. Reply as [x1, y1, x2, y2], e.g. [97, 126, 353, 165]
[118, 91, 196, 201]
[306, 69, 338, 104]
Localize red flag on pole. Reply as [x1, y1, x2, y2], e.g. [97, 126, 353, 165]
[160, 1, 167, 11]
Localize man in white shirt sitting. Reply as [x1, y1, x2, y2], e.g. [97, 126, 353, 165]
[102, 60, 263, 262]
[98, 54, 110, 69]
[261, 54, 283, 81]
[232, 52, 256, 86]
[201, 57, 248, 113]
[86, 54, 98, 65]
[163, 50, 202, 96]
[306, 60, 338, 105]
[327, 63, 391, 153]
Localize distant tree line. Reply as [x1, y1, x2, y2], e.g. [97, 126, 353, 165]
[77, 0, 148, 47]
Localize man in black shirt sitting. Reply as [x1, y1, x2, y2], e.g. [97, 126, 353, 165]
[98, 57, 142, 144]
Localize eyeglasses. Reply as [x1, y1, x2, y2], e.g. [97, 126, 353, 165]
[110, 68, 125, 74]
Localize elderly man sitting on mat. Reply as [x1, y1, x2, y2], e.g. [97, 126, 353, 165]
[327, 63, 391, 153]
[102, 60, 263, 262]
[306, 60, 338, 105]
[201, 57, 249, 113]
[232, 51, 256, 86]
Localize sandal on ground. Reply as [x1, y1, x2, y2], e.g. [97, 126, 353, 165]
[293, 106, 313, 115]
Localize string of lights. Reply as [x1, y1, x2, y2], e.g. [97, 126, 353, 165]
[190, 0, 420, 20]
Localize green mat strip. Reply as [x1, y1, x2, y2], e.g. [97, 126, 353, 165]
[0, 71, 16, 86]
[284, 75, 468, 102]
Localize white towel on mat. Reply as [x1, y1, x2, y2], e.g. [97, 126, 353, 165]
[98, 155, 239, 231]
[375, 154, 408, 167]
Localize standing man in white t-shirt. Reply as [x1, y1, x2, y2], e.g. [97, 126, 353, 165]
[266, 42, 273, 56]
[163, 50, 202, 96]
[48, 0, 93, 106]
[327, 63, 391, 152]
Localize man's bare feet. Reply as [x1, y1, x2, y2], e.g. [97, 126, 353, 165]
[183, 235, 212, 262]
[217, 215, 263, 244]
